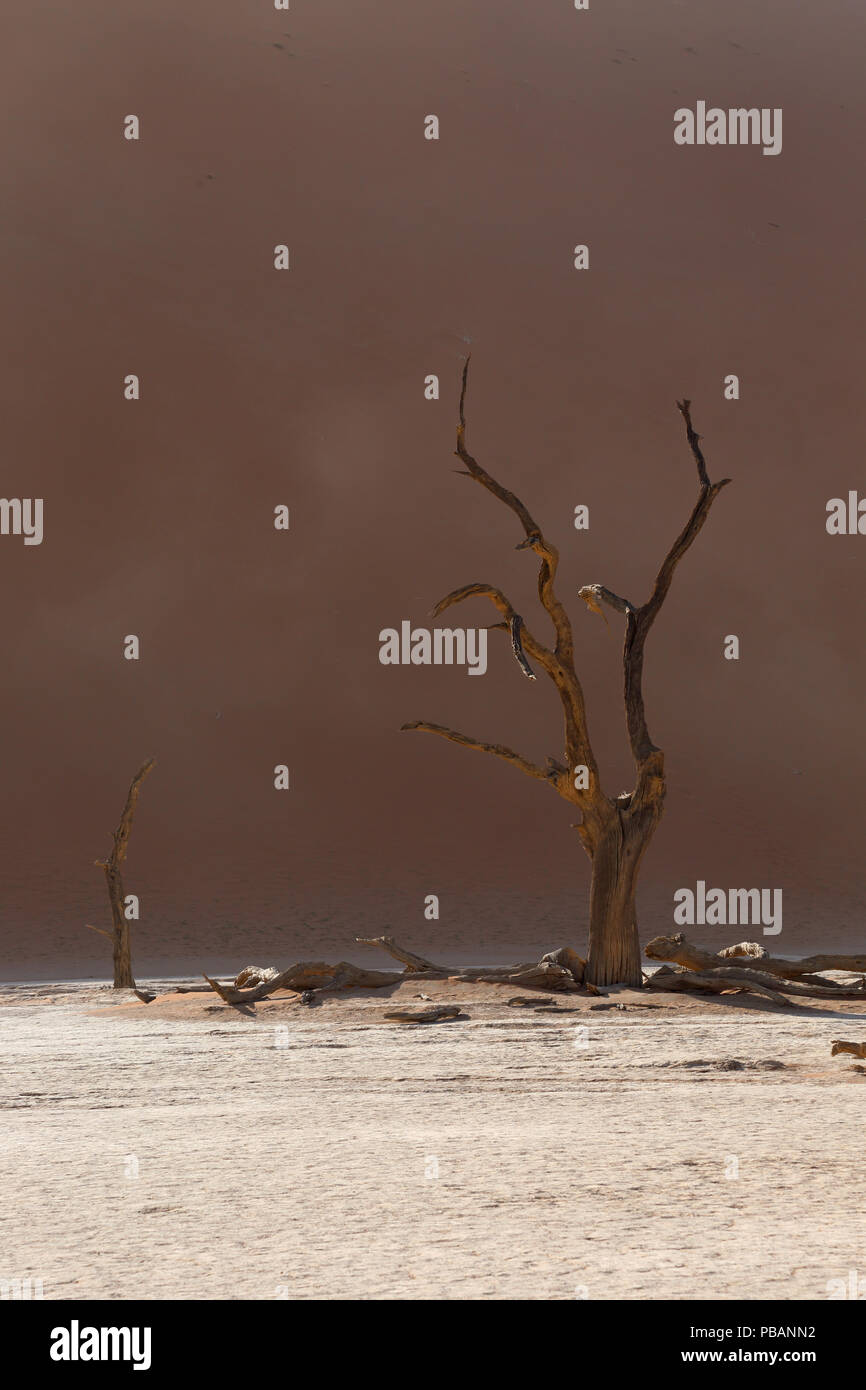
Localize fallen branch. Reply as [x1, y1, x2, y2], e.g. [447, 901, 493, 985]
[355, 936, 583, 991]
[646, 963, 866, 1003]
[202, 962, 405, 1005]
[701, 968, 866, 1000]
[644, 965, 790, 1007]
[200, 937, 591, 1006]
[645, 933, 866, 982]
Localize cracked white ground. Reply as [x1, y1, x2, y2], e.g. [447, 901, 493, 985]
[1, 977, 864, 1300]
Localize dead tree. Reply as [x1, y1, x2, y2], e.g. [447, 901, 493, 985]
[87, 758, 155, 988]
[402, 361, 730, 987]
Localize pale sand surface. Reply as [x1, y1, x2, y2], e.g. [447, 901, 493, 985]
[2, 977, 865, 1301]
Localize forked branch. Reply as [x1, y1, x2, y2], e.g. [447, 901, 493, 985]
[455, 358, 571, 655]
[581, 399, 731, 784]
[405, 360, 599, 788]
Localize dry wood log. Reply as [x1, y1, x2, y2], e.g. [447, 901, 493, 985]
[644, 965, 790, 1006]
[646, 963, 866, 1004]
[92, 758, 155, 990]
[133, 989, 155, 1005]
[645, 933, 866, 982]
[356, 935, 583, 991]
[383, 1005, 464, 1024]
[831, 1040, 866, 1059]
[201, 937, 591, 1006]
[701, 969, 866, 1000]
[202, 961, 405, 1005]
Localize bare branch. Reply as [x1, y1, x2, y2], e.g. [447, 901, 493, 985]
[354, 936, 444, 972]
[677, 397, 710, 487]
[642, 405, 731, 627]
[401, 720, 556, 788]
[429, 580, 541, 682]
[432, 582, 597, 779]
[626, 407, 730, 772]
[509, 614, 536, 680]
[577, 585, 634, 626]
[441, 367, 601, 780]
[456, 357, 541, 539]
[454, 359, 583, 678]
[434, 583, 554, 671]
[578, 404, 730, 786]
[111, 758, 155, 866]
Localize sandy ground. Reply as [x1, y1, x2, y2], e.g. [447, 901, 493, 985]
[2, 973, 866, 1301]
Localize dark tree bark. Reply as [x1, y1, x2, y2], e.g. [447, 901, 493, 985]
[402, 362, 730, 987]
[87, 758, 155, 988]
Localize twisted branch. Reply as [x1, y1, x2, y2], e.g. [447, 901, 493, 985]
[580, 400, 731, 796]
[430, 359, 599, 779]
[433, 582, 554, 680]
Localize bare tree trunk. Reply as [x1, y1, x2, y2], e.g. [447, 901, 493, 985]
[89, 758, 155, 989]
[585, 804, 660, 988]
[106, 856, 134, 990]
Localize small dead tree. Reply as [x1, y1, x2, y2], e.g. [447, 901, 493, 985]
[402, 362, 730, 987]
[87, 758, 155, 988]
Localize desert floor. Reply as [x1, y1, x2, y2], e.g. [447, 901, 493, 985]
[2, 973, 865, 1301]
